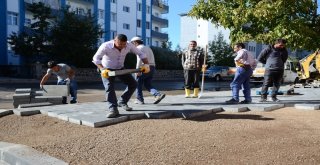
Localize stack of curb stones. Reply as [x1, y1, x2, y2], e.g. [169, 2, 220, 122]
[12, 85, 68, 108]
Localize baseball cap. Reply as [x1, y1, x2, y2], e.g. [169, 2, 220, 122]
[130, 36, 142, 42]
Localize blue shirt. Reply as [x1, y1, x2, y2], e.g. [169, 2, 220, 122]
[92, 40, 146, 69]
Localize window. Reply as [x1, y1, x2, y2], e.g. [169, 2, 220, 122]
[7, 12, 18, 25]
[137, 19, 141, 28]
[111, 12, 116, 22]
[155, 27, 159, 32]
[137, 3, 142, 11]
[99, 9, 104, 19]
[147, 6, 150, 14]
[111, 31, 117, 39]
[25, 18, 31, 27]
[146, 37, 150, 45]
[111, 0, 116, 3]
[123, 23, 130, 30]
[146, 21, 150, 29]
[123, 6, 130, 12]
[155, 41, 159, 47]
[76, 8, 85, 15]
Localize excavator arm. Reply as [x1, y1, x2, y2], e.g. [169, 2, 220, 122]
[298, 49, 320, 79]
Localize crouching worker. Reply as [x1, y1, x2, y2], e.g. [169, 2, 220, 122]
[40, 61, 78, 104]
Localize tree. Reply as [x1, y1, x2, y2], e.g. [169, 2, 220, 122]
[8, 2, 52, 62]
[189, 0, 320, 50]
[50, 9, 103, 67]
[208, 32, 234, 66]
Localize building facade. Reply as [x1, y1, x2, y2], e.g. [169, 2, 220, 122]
[179, 13, 230, 50]
[0, 0, 169, 65]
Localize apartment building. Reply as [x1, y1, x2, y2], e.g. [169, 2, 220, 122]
[0, 0, 169, 65]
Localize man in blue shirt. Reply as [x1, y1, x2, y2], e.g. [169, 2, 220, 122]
[92, 34, 150, 118]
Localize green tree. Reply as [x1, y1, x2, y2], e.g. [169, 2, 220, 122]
[8, 2, 52, 61]
[189, 0, 320, 50]
[208, 32, 234, 66]
[50, 9, 103, 67]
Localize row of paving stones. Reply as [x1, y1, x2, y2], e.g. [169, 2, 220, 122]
[1, 87, 320, 128]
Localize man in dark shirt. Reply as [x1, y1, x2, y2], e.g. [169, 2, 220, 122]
[257, 39, 288, 102]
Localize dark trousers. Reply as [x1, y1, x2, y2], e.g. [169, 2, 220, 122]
[101, 73, 137, 111]
[135, 66, 160, 102]
[184, 69, 200, 89]
[261, 69, 284, 98]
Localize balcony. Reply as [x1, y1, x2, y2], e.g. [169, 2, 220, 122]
[151, 30, 168, 40]
[151, 15, 168, 27]
[152, 0, 169, 14]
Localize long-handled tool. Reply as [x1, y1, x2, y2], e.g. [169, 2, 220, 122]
[198, 45, 208, 98]
[100, 65, 149, 78]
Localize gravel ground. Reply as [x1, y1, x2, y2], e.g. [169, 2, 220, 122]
[1, 87, 320, 164]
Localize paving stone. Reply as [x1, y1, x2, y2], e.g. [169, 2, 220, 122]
[15, 88, 32, 94]
[81, 116, 129, 127]
[223, 105, 248, 112]
[294, 104, 320, 110]
[31, 97, 48, 103]
[42, 85, 69, 96]
[12, 93, 31, 99]
[13, 108, 40, 116]
[18, 102, 53, 109]
[247, 104, 285, 112]
[0, 109, 13, 117]
[0, 142, 67, 165]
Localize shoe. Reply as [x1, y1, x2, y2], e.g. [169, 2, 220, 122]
[240, 100, 252, 104]
[118, 103, 133, 111]
[134, 99, 144, 105]
[153, 94, 166, 104]
[70, 100, 77, 104]
[106, 109, 119, 118]
[259, 98, 268, 102]
[225, 98, 239, 104]
[272, 97, 280, 102]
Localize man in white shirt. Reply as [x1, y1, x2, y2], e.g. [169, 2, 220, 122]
[226, 43, 256, 104]
[130, 36, 165, 105]
[92, 34, 150, 118]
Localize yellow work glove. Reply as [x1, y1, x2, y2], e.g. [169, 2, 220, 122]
[100, 68, 110, 78]
[201, 65, 207, 72]
[141, 64, 150, 73]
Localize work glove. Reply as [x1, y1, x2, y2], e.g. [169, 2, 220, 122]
[141, 64, 150, 73]
[100, 68, 110, 78]
[65, 78, 71, 85]
[201, 65, 207, 72]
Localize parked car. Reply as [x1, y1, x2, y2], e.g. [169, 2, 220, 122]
[204, 66, 235, 81]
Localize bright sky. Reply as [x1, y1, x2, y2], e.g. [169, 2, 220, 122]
[166, 0, 196, 49]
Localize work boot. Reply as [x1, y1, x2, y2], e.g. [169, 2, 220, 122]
[154, 93, 166, 104]
[185, 88, 191, 98]
[118, 103, 133, 111]
[271, 96, 280, 102]
[225, 98, 239, 104]
[259, 95, 268, 102]
[192, 88, 199, 98]
[106, 109, 119, 118]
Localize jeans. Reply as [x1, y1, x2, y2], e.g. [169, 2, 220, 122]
[135, 66, 160, 102]
[230, 67, 253, 101]
[184, 69, 200, 89]
[57, 79, 77, 102]
[101, 73, 137, 111]
[261, 69, 284, 98]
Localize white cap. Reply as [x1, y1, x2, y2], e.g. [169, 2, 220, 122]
[130, 36, 142, 42]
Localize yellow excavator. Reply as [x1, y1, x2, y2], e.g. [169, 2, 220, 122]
[295, 49, 320, 87]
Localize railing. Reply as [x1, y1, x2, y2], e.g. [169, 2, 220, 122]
[152, 0, 169, 14]
[151, 30, 168, 40]
[151, 15, 168, 27]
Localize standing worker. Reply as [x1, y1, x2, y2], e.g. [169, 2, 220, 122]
[225, 43, 257, 104]
[92, 34, 150, 118]
[40, 61, 78, 104]
[257, 39, 288, 102]
[130, 36, 166, 104]
[181, 40, 206, 98]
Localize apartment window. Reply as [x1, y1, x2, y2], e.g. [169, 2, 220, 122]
[111, 31, 117, 39]
[123, 6, 130, 12]
[147, 6, 150, 14]
[137, 3, 142, 11]
[111, 0, 116, 3]
[155, 27, 159, 32]
[25, 18, 31, 27]
[99, 9, 104, 19]
[146, 37, 150, 45]
[7, 12, 18, 25]
[111, 12, 117, 22]
[137, 19, 141, 28]
[76, 8, 85, 15]
[146, 21, 150, 29]
[155, 41, 159, 47]
[123, 23, 130, 30]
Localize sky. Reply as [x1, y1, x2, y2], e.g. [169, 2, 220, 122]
[166, 0, 196, 49]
